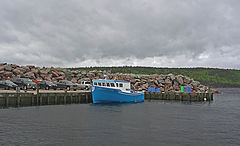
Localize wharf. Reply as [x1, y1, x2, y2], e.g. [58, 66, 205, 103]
[145, 92, 213, 102]
[0, 90, 92, 108]
[0, 90, 213, 108]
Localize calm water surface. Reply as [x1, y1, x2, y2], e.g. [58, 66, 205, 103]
[0, 88, 240, 146]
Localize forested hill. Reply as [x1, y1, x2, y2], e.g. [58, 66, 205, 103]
[70, 67, 240, 88]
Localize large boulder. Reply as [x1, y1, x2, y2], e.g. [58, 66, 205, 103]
[0, 71, 4, 75]
[11, 64, 18, 69]
[13, 68, 21, 75]
[71, 78, 78, 83]
[81, 70, 87, 75]
[141, 79, 147, 84]
[40, 74, 47, 79]
[168, 73, 175, 81]
[31, 68, 39, 75]
[79, 78, 91, 81]
[198, 85, 206, 92]
[18, 67, 27, 74]
[64, 71, 72, 80]
[40, 70, 48, 75]
[24, 72, 35, 79]
[191, 81, 200, 88]
[0, 66, 4, 71]
[173, 80, 179, 86]
[71, 70, 78, 75]
[26, 65, 36, 69]
[184, 76, 191, 84]
[154, 80, 159, 86]
[130, 79, 136, 84]
[158, 79, 165, 84]
[22, 66, 30, 73]
[4, 71, 13, 78]
[176, 75, 184, 85]
[134, 82, 140, 87]
[141, 83, 149, 90]
[44, 76, 52, 81]
[58, 72, 65, 76]
[56, 76, 65, 81]
[0, 63, 7, 66]
[87, 72, 95, 79]
[4, 64, 13, 71]
[167, 86, 174, 92]
[165, 78, 172, 85]
[52, 71, 59, 77]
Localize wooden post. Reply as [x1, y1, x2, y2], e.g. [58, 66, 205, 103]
[78, 94, 80, 103]
[39, 94, 42, 105]
[189, 93, 191, 102]
[55, 94, 58, 105]
[36, 84, 39, 105]
[85, 93, 88, 103]
[164, 86, 166, 99]
[17, 93, 20, 107]
[31, 96, 34, 106]
[70, 94, 73, 104]
[64, 93, 67, 104]
[5, 95, 9, 108]
[147, 92, 150, 100]
[47, 95, 50, 105]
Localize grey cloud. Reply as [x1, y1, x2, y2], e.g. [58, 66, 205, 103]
[0, 0, 240, 68]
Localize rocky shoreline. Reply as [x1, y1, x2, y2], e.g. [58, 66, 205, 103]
[0, 63, 218, 93]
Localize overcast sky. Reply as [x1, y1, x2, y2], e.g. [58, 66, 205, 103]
[0, 0, 239, 69]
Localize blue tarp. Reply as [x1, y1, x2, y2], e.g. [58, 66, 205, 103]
[181, 86, 192, 93]
[148, 88, 161, 92]
[148, 87, 155, 92]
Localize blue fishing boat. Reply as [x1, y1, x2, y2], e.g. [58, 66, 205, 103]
[91, 79, 144, 103]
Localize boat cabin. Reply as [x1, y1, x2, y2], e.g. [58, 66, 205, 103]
[92, 79, 131, 91]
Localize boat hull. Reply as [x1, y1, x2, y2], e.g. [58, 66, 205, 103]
[91, 86, 144, 103]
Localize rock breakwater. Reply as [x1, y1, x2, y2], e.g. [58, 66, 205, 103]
[0, 63, 217, 93]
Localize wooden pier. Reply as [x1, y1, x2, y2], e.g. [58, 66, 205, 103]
[145, 92, 213, 102]
[0, 92, 92, 108]
[0, 91, 213, 108]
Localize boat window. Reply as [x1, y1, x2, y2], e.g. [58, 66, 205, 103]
[98, 82, 102, 86]
[110, 83, 115, 87]
[102, 83, 106, 86]
[116, 83, 119, 87]
[94, 82, 97, 86]
[119, 83, 123, 87]
[107, 83, 110, 87]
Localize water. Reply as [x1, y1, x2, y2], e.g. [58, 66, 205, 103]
[0, 88, 240, 146]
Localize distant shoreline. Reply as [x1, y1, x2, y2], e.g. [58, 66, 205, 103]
[69, 66, 240, 88]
